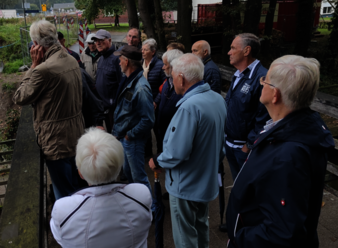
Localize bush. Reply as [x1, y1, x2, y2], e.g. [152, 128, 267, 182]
[3, 59, 23, 74]
[0, 109, 20, 141]
[2, 82, 17, 92]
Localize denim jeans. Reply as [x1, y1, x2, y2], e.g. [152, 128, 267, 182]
[120, 138, 155, 211]
[225, 145, 249, 180]
[46, 156, 83, 200]
[170, 195, 209, 248]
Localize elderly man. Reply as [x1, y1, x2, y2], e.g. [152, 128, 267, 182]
[192, 40, 221, 93]
[13, 20, 84, 200]
[149, 54, 227, 247]
[153, 49, 183, 152]
[93, 29, 122, 133]
[112, 45, 155, 209]
[226, 55, 334, 248]
[50, 128, 152, 247]
[225, 33, 270, 180]
[80, 33, 101, 81]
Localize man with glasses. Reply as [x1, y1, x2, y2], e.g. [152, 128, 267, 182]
[92, 29, 122, 133]
[80, 33, 101, 81]
[225, 33, 270, 181]
[226, 55, 334, 247]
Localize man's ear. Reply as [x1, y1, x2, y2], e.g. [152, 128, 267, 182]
[243, 46, 251, 57]
[203, 49, 208, 57]
[272, 88, 281, 104]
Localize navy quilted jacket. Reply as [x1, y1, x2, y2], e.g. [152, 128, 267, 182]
[146, 55, 166, 100]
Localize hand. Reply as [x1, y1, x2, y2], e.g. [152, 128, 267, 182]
[149, 158, 162, 173]
[30, 44, 45, 69]
[96, 126, 105, 131]
[124, 135, 130, 141]
[153, 102, 157, 110]
[241, 144, 251, 153]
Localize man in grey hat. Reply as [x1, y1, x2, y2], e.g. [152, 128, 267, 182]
[112, 45, 155, 211]
[92, 29, 122, 133]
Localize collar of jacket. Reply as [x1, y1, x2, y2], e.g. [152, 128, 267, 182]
[85, 46, 101, 62]
[43, 43, 63, 62]
[117, 68, 144, 99]
[252, 107, 335, 150]
[73, 182, 127, 196]
[148, 54, 159, 70]
[102, 45, 116, 58]
[203, 55, 212, 65]
[176, 81, 210, 107]
[236, 61, 262, 81]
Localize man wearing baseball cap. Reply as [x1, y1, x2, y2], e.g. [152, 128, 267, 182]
[92, 29, 122, 133]
[112, 45, 155, 210]
[80, 33, 101, 81]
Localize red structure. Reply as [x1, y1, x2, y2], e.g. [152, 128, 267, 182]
[197, 0, 322, 42]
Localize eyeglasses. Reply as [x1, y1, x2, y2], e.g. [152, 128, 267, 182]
[88, 42, 95, 45]
[260, 76, 276, 88]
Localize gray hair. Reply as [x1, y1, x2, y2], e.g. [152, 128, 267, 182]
[122, 55, 142, 69]
[30, 20, 58, 48]
[236, 33, 260, 58]
[171, 53, 204, 82]
[75, 128, 124, 185]
[269, 55, 320, 111]
[142, 38, 157, 52]
[163, 49, 184, 65]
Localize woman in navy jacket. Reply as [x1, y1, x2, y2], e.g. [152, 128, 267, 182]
[226, 55, 335, 248]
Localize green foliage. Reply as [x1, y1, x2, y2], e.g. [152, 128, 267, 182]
[0, 109, 20, 141]
[0, 23, 22, 63]
[3, 60, 23, 74]
[75, 0, 126, 23]
[161, 0, 177, 11]
[329, 2, 338, 55]
[29, 3, 40, 10]
[2, 82, 16, 92]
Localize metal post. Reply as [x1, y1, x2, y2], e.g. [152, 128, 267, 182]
[58, 12, 60, 30]
[66, 17, 70, 46]
[22, 0, 27, 27]
[77, 13, 79, 36]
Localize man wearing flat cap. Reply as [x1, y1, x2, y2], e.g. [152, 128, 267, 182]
[92, 29, 122, 133]
[112, 45, 155, 210]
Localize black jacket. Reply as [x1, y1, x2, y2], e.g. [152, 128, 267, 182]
[80, 68, 105, 128]
[203, 55, 221, 94]
[146, 55, 166, 100]
[226, 108, 335, 248]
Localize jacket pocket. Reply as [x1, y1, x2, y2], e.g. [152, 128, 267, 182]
[122, 98, 132, 112]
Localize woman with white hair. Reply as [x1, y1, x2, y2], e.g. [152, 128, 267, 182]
[50, 128, 152, 248]
[142, 38, 166, 156]
[226, 55, 335, 248]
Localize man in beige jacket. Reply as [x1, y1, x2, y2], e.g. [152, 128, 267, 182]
[13, 20, 84, 200]
[80, 33, 101, 81]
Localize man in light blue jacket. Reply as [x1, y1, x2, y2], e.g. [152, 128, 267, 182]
[149, 54, 227, 248]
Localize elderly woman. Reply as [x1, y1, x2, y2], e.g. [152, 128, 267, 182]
[142, 38, 166, 156]
[50, 128, 152, 248]
[226, 55, 335, 248]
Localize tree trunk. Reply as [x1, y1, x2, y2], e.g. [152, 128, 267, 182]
[294, 0, 314, 56]
[264, 0, 277, 36]
[138, 0, 156, 38]
[177, 0, 192, 51]
[125, 0, 139, 28]
[243, 0, 262, 35]
[153, 0, 166, 50]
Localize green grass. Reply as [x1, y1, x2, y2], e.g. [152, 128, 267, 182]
[87, 23, 129, 33]
[2, 82, 17, 92]
[3, 59, 23, 74]
[0, 23, 22, 63]
[318, 28, 332, 36]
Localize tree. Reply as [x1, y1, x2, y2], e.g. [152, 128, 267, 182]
[177, 0, 192, 50]
[30, 3, 39, 10]
[74, 0, 126, 23]
[124, 0, 139, 28]
[153, 0, 166, 50]
[243, 0, 262, 35]
[294, 0, 314, 56]
[328, 2, 338, 58]
[161, 0, 177, 11]
[138, 0, 156, 38]
[264, 0, 277, 36]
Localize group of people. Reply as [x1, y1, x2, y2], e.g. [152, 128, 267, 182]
[12, 20, 334, 248]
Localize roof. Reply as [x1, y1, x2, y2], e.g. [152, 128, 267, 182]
[53, 3, 76, 9]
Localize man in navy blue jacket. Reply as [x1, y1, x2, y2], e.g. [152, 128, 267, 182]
[93, 29, 122, 133]
[226, 55, 334, 248]
[225, 33, 270, 180]
[192, 40, 222, 93]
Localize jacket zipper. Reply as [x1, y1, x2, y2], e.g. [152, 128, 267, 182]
[169, 169, 174, 186]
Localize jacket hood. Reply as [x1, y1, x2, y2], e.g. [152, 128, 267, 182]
[255, 108, 335, 150]
[176, 82, 210, 107]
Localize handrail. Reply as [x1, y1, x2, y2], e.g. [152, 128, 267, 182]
[0, 105, 44, 248]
